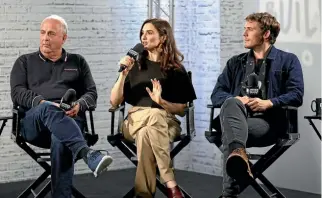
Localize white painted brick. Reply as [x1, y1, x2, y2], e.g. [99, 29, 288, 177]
[4, 5, 29, 13]
[172, 0, 244, 178]
[30, 6, 74, 14]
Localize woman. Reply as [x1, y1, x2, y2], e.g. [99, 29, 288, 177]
[110, 18, 197, 198]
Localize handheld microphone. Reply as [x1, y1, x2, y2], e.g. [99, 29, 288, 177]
[60, 89, 77, 111]
[246, 73, 259, 98]
[118, 43, 145, 72]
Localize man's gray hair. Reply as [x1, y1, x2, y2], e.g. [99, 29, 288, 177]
[41, 15, 68, 34]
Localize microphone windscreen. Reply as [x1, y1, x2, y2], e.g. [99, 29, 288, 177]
[62, 89, 76, 103]
[127, 43, 144, 58]
[248, 73, 259, 87]
[132, 43, 145, 53]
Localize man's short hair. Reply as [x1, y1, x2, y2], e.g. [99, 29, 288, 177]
[41, 15, 68, 35]
[245, 12, 280, 44]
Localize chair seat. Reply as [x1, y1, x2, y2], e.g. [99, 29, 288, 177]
[173, 134, 189, 142]
[108, 133, 189, 144]
[36, 153, 51, 162]
[204, 130, 300, 160]
[0, 116, 13, 121]
[205, 130, 222, 147]
[205, 130, 300, 146]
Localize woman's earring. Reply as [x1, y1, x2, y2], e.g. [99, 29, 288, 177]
[157, 43, 163, 53]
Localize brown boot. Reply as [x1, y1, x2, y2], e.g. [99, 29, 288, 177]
[167, 186, 184, 198]
[226, 148, 253, 180]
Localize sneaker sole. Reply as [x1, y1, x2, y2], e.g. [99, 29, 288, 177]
[226, 156, 249, 180]
[93, 155, 113, 177]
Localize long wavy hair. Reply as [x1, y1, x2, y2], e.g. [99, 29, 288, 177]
[139, 18, 184, 74]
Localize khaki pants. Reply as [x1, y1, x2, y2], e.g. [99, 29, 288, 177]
[123, 106, 181, 197]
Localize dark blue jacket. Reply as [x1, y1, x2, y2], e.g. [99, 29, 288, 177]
[211, 46, 304, 108]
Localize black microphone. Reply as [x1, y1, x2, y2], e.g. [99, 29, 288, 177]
[118, 43, 145, 72]
[246, 73, 259, 98]
[60, 89, 77, 111]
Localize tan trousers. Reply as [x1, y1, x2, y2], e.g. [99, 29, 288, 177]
[123, 106, 181, 197]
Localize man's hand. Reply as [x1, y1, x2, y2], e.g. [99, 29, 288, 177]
[146, 78, 162, 105]
[247, 98, 273, 112]
[65, 103, 80, 117]
[235, 96, 250, 105]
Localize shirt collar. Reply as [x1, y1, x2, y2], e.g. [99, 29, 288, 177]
[246, 45, 276, 63]
[38, 48, 68, 63]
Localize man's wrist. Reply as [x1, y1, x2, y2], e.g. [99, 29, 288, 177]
[267, 100, 273, 108]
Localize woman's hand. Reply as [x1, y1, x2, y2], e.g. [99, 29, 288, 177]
[119, 56, 135, 75]
[146, 78, 162, 105]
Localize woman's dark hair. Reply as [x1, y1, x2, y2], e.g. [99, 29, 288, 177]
[139, 18, 184, 73]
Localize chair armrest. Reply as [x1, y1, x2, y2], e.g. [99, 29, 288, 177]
[109, 104, 126, 136]
[11, 107, 22, 142]
[207, 104, 221, 109]
[280, 106, 298, 134]
[281, 106, 298, 110]
[109, 105, 125, 112]
[184, 105, 195, 137]
[87, 106, 96, 111]
[183, 106, 191, 113]
[86, 109, 95, 135]
[206, 104, 221, 133]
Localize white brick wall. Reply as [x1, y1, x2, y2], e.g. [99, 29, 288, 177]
[172, 0, 247, 177]
[0, 0, 147, 183]
[172, 0, 222, 174]
[0, 0, 247, 183]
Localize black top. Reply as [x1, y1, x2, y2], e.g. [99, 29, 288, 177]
[254, 59, 264, 75]
[123, 59, 197, 108]
[10, 49, 97, 112]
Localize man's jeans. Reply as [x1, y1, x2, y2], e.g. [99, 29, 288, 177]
[20, 103, 88, 198]
[219, 98, 281, 197]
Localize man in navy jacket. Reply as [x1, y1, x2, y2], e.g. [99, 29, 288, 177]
[211, 12, 304, 198]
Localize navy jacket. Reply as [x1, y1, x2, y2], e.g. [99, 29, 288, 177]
[211, 46, 304, 108]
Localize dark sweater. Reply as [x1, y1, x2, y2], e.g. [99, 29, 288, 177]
[10, 49, 97, 112]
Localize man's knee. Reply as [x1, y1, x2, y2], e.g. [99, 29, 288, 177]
[36, 102, 62, 114]
[222, 97, 241, 109]
[220, 97, 245, 115]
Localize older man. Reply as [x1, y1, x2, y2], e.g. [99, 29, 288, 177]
[10, 15, 113, 198]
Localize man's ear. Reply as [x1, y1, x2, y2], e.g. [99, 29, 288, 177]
[263, 30, 270, 40]
[62, 34, 67, 44]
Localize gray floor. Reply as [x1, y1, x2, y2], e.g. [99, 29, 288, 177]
[0, 168, 320, 198]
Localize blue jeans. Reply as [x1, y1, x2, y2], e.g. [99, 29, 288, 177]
[218, 98, 283, 197]
[20, 103, 88, 198]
